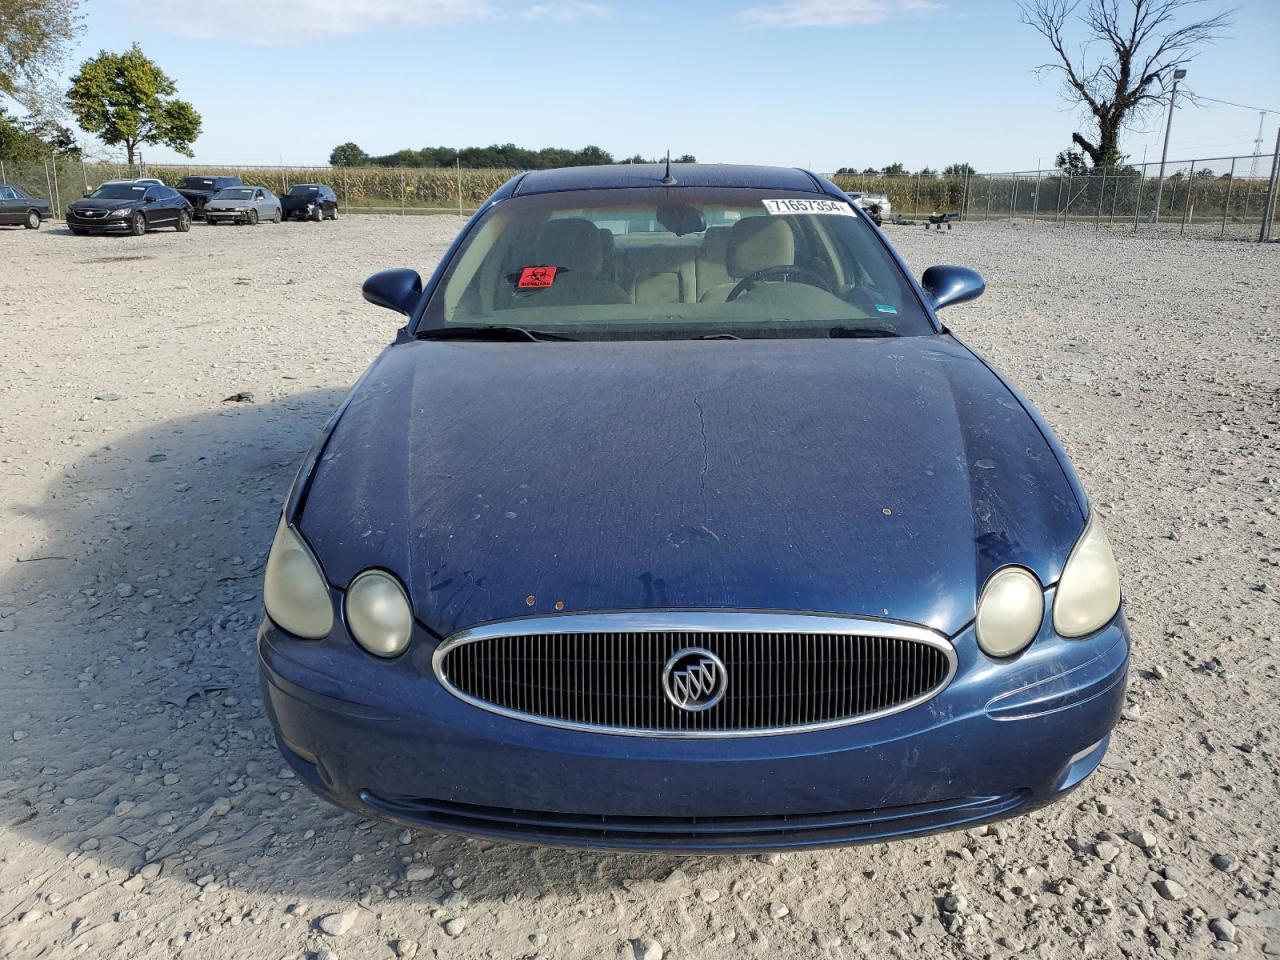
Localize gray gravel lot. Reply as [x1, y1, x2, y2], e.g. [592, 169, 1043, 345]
[0, 216, 1277, 959]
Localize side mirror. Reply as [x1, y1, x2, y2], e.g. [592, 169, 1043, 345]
[921, 265, 985, 312]
[363, 268, 423, 316]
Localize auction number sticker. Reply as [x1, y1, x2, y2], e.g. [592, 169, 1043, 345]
[762, 198, 855, 216]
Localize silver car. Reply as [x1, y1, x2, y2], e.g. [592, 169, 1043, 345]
[205, 186, 282, 225]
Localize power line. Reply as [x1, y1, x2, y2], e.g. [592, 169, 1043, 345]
[1184, 92, 1280, 116]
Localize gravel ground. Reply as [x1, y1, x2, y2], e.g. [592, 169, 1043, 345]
[0, 215, 1277, 960]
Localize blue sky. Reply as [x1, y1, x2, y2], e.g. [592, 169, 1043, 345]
[60, 0, 1280, 171]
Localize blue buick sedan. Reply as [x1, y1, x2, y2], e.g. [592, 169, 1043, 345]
[259, 163, 1128, 851]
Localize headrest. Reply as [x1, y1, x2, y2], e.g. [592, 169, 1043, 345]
[534, 218, 604, 274]
[699, 225, 730, 263]
[727, 217, 795, 278]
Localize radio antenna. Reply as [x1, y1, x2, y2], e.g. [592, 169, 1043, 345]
[662, 150, 676, 185]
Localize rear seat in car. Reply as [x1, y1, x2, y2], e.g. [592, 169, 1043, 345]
[608, 225, 735, 305]
[694, 226, 731, 301]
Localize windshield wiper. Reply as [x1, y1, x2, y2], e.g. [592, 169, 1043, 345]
[416, 325, 575, 342]
[829, 325, 900, 339]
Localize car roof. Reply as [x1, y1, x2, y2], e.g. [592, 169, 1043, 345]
[509, 163, 827, 198]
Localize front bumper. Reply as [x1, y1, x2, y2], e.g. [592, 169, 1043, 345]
[206, 209, 250, 223]
[259, 608, 1128, 852]
[66, 210, 131, 232]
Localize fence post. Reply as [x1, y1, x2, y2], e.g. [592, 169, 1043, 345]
[1259, 130, 1280, 242]
[1031, 169, 1042, 224]
[50, 152, 62, 220]
[1133, 166, 1145, 232]
[1009, 175, 1017, 221]
[43, 160, 55, 216]
[1108, 169, 1120, 225]
[1055, 175, 1065, 223]
[400, 168, 405, 216]
[1180, 161, 1195, 235]
[985, 178, 993, 221]
[456, 157, 463, 216]
[1095, 166, 1106, 231]
[960, 170, 969, 221]
[913, 173, 920, 216]
[1221, 157, 1235, 238]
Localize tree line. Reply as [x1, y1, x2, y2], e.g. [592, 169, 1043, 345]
[330, 142, 698, 169]
[834, 163, 977, 178]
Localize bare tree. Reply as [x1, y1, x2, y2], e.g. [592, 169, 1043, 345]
[1019, 0, 1232, 167]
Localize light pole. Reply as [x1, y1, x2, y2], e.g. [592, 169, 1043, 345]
[1152, 68, 1187, 223]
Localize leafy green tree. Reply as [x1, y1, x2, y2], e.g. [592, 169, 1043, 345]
[66, 43, 201, 166]
[0, 0, 82, 109]
[881, 162, 907, 177]
[330, 142, 369, 166]
[917, 166, 938, 177]
[943, 162, 976, 176]
[0, 105, 79, 161]
[1056, 149, 1088, 174]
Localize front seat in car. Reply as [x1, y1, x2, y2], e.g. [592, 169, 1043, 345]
[698, 216, 797, 303]
[522, 218, 629, 305]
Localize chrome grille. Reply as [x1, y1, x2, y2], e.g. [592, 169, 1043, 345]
[433, 613, 955, 737]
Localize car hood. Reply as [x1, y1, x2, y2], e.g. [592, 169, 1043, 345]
[207, 200, 249, 209]
[281, 193, 318, 209]
[71, 199, 136, 211]
[300, 336, 1086, 638]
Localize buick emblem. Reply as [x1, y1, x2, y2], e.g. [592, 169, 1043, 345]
[662, 648, 727, 712]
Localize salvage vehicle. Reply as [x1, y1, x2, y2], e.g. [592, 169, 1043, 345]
[280, 183, 338, 221]
[847, 191, 892, 225]
[259, 163, 1128, 851]
[204, 185, 282, 225]
[176, 175, 243, 219]
[0, 184, 52, 229]
[67, 182, 192, 236]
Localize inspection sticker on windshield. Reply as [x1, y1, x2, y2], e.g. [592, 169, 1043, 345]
[762, 198, 855, 216]
[517, 266, 558, 289]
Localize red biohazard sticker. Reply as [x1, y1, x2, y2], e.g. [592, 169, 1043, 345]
[517, 266, 558, 289]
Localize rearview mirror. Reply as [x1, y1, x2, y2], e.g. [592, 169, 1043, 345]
[363, 268, 423, 316]
[921, 265, 985, 312]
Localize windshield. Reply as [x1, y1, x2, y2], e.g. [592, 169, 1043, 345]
[287, 185, 318, 196]
[88, 184, 146, 200]
[421, 188, 931, 340]
[178, 177, 216, 189]
[215, 188, 254, 200]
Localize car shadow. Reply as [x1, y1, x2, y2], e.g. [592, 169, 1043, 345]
[0, 390, 692, 909]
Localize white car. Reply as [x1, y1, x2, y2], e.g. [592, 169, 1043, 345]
[848, 192, 892, 223]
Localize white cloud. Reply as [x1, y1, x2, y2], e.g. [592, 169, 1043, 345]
[125, 0, 493, 41]
[738, 0, 941, 28]
[523, 2, 610, 20]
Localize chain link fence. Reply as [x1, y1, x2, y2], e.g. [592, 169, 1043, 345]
[829, 150, 1280, 241]
[3, 151, 1277, 240]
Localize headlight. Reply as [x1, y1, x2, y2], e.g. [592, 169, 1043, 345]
[975, 566, 1044, 658]
[111, 208, 130, 217]
[1053, 514, 1121, 637]
[345, 570, 412, 657]
[263, 521, 333, 638]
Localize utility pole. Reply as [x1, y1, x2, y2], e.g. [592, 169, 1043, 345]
[1157, 69, 1182, 224]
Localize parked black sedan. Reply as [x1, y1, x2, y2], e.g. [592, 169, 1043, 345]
[0, 184, 52, 229]
[281, 183, 338, 221]
[66, 182, 193, 236]
[176, 175, 243, 219]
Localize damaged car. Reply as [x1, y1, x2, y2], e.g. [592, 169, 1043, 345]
[259, 163, 1129, 852]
